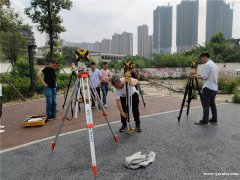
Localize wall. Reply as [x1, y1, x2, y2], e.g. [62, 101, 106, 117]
[138, 67, 191, 78]
[138, 63, 240, 79]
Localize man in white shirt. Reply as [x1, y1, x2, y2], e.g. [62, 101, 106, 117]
[111, 75, 141, 132]
[89, 62, 102, 108]
[191, 52, 218, 126]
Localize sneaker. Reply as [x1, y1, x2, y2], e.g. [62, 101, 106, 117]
[104, 104, 108, 108]
[91, 105, 96, 109]
[119, 125, 127, 132]
[135, 124, 142, 132]
[0, 129, 5, 134]
[194, 120, 208, 126]
[0, 125, 5, 129]
[48, 117, 57, 121]
[209, 119, 217, 124]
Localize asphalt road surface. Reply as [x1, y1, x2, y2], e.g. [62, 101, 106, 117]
[1, 103, 239, 180]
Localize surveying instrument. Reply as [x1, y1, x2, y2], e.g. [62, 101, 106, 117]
[123, 61, 139, 134]
[177, 61, 201, 122]
[50, 49, 118, 177]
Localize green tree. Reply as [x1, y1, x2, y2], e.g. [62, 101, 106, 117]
[25, 0, 73, 61]
[0, 0, 23, 32]
[0, 31, 27, 64]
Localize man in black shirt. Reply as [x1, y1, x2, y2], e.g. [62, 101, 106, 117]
[38, 61, 58, 120]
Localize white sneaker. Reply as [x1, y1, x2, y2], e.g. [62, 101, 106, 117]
[104, 104, 108, 108]
[0, 129, 5, 133]
[0, 125, 5, 129]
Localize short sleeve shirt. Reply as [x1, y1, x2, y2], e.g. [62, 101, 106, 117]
[202, 59, 218, 91]
[114, 78, 138, 99]
[42, 67, 56, 88]
[89, 69, 102, 88]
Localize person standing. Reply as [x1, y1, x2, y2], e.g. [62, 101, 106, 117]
[89, 62, 102, 108]
[111, 75, 141, 132]
[0, 83, 5, 133]
[100, 62, 111, 107]
[38, 61, 58, 120]
[191, 52, 218, 126]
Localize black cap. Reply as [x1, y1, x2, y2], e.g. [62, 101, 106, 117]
[199, 51, 210, 58]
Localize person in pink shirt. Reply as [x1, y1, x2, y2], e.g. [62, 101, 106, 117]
[100, 62, 112, 107]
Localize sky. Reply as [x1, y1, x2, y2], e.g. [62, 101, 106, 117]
[10, 0, 240, 55]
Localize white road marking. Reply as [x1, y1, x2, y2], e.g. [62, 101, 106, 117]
[0, 103, 228, 154]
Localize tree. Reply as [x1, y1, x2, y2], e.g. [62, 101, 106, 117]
[0, 0, 23, 32]
[25, 0, 73, 61]
[0, 31, 27, 64]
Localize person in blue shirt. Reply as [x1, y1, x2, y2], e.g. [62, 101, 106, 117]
[89, 62, 102, 108]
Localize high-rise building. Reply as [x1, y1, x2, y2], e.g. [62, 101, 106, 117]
[148, 35, 152, 57]
[100, 38, 112, 53]
[111, 33, 121, 54]
[206, 0, 233, 41]
[111, 32, 133, 55]
[138, 25, 149, 58]
[153, 5, 172, 54]
[176, 0, 199, 52]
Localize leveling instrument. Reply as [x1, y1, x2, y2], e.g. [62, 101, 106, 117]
[123, 61, 136, 134]
[177, 61, 201, 122]
[51, 49, 118, 177]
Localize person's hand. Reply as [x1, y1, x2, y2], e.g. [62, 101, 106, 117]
[190, 73, 197, 79]
[121, 112, 127, 118]
[43, 83, 48, 88]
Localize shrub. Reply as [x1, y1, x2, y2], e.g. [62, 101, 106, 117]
[232, 89, 240, 104]
[218, 77, 239, 94]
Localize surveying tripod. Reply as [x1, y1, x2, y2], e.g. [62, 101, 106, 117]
[51, 50, 118, 177]
[177, 61, 202, 122]
[123, 61, 137, 134]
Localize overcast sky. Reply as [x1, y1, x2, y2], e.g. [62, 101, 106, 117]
[11, 0, 240, 54]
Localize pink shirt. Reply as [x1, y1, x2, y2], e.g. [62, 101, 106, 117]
[101, 69, 111, 83]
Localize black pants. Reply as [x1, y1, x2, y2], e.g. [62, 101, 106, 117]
[91, 87, 101, 107]
[201, 87, 217, 122]
[120, 93, 140, 126]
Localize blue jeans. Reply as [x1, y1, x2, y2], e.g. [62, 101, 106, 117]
[44, 88, 57, 118]
[101, 83, 108, 105]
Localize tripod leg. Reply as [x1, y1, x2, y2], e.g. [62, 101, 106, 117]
[125, 83, 134, 133]
[51, 78, 80, 152]
[81, 76, 97, 177]
[137, 84, 146, 107]
[88, 79, 118, 144]
[74, 80, 81, 118]
[177, 78, 190, 121]
[195, 78, 202, 99]
[62, 74, 73, 109]
[186, 79, 194, 116]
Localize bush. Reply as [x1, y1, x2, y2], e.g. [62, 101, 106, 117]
[218, 77, 239, 94]
[1, 75, 33, 102]
[232, 89, 240, 103]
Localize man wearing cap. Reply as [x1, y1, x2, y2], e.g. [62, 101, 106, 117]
[191, 52, 218, 126]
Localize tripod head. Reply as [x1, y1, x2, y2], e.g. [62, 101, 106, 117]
[123, 61, 135, 83]
[190, 60, 197, 74]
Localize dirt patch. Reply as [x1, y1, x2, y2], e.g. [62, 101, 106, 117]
[140, 80, 233, 102]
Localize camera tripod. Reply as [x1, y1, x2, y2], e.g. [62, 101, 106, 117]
[177, 62, 202, 122]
